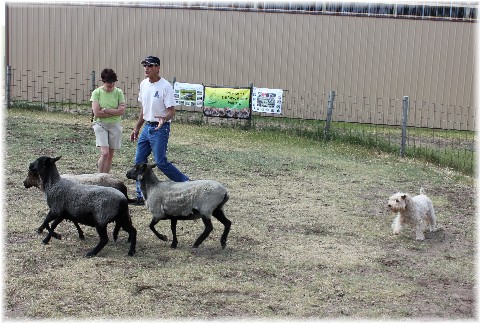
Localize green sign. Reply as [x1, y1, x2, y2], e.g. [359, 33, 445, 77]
[203, 86, 251, 119]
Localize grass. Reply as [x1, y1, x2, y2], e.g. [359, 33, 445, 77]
[10, 101, 475, 175]
[4, 107, 476, 319]
[173, 110, 475, 175]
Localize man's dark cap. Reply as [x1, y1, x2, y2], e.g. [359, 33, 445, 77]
[141, 56, 160, 66]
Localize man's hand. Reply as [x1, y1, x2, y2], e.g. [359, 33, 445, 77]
[154, 117, 165, 130]
[130, 129, 139, 142]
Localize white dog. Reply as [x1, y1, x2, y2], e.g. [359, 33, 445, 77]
[387, 188, 437, 240]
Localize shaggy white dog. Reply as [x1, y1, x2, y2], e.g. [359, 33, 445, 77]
[387, 188, 437, 241]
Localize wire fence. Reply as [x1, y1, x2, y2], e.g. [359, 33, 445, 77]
[6, 67, 475, 175]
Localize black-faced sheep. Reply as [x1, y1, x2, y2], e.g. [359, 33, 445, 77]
[126, 163, 231, 249]
[24, 167, 84, 240]
[23, 170, 136, 239]
[29, 156, 137, 257]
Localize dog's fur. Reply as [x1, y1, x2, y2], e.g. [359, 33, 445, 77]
[387, 188, 437, 240]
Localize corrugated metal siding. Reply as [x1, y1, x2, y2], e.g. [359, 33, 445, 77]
[6, 4, 476, 130]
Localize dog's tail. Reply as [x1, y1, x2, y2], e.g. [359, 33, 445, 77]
[419, 187, 426, 195]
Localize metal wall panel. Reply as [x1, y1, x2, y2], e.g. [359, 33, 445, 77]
[6, 4, 476, 130]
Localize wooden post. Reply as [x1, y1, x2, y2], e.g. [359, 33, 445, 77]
[324, 90, 336, 139]
[247, 82, 254, 129]
[400, 96, 409, 157]
[91, 70, 96, 92]
[6, 65, 12, 108]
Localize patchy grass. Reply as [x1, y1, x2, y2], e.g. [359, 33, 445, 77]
[4, 108, 476, 319]
[174, 111, 475, 175]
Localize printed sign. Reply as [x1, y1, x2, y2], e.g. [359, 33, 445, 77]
[203, 86, 251, 119]
[174, 82, 204, 107]
[252, 87, 283, 114]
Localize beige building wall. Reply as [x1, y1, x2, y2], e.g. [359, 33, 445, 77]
[6, 4, 476, 130]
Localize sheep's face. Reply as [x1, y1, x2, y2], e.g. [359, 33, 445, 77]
[28, 156, 62, 176]
[126, 163, 157, 181]
[126, 163, 150, 181]
[23, 170, 42, 189]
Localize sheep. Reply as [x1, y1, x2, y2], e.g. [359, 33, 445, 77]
[23, 171, 136, 202]
[24, 167, 85, 239]
[126, 163, 231, 249]
[23, 170, 136, 239]
[29, 156, 137, 257]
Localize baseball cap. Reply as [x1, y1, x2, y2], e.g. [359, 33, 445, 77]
[141, 56, 160, 66]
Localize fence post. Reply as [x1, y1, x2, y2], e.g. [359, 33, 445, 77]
[91, 70, 96, 92]
[246, 82, 253, 129]
[6, 65, 12, 108]
[324, 90, 336, 139]
[400, 96, 409, 157]
[90, 71, 96, 122]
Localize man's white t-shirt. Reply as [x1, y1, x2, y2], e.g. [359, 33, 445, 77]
[138, 78, 176, 122]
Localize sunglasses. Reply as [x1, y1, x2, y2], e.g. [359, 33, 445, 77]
[143, 64, 158, 68]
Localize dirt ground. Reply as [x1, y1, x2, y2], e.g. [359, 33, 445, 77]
[4, 109, 477, 319]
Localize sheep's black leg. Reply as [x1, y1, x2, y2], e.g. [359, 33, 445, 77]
[49, 218, 64, 240]
[85, 226, 109, 258]
[114, 222, 132, 243]
[193, 216, 213, 248]
[37, 223, 61, 238]
[212, 208, 231, 249]
[41, 222, 53, 244]
[113, 222, 121, 242]
[120, 221, 137, 256]
[38, 216, 83, 240]
[170, 219, 178, 249]
[72, 221, 85, 240]
[42, 216, 63, 244]
[37, 222, 46, 234]
[38, 216, 61, 240]
[149, 218, 168, 241]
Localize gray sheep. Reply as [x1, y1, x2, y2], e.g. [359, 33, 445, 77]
[24, 170, 136, 239]
[29, 156, 137, 257]
[24, 171, 136, 202]
[126, 163, 231, 249]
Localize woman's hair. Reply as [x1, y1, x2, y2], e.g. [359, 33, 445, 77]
[101, 68, 118, 83]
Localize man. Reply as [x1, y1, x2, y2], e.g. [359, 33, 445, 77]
[130, 56, 189, 205]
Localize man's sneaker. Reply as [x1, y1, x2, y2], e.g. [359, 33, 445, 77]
[130, 197, 145, 206]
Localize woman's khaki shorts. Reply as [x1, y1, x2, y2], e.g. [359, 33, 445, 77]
[92, 121, 122, 149]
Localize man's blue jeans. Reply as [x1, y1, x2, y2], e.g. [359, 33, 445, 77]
[134, 122, 189, 198]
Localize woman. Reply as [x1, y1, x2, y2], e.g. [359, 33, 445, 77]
[90, 68, 126, 173]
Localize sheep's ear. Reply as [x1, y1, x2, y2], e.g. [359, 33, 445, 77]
[150, 164, 157, 169]
[53, 156, 62, 163]
[401, 194, 407, 200]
